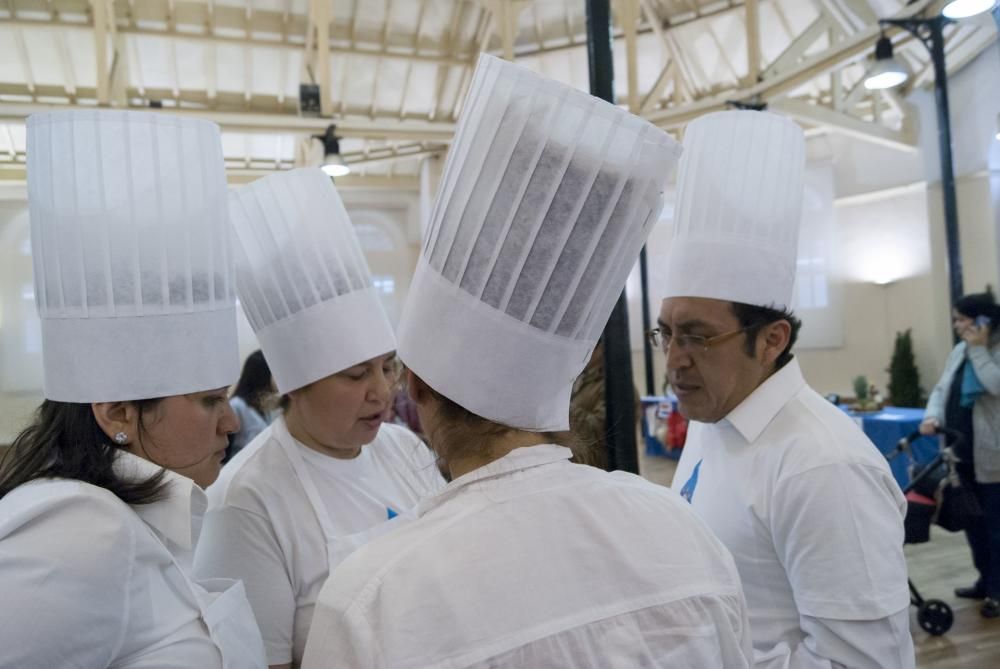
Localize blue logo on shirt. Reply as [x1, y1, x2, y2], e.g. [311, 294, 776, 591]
[680, 460, 702, 503]
[387, 507, 398, 520]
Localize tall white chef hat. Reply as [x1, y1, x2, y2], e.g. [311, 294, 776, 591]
[229, 168, 395, 395]
[27, 110, 238, 403]
[662, 110, 806, 310]
[398, 54, 682, 432]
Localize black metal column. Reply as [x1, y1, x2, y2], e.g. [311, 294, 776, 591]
[586, 0, 639, 474]
[639, 248, 655, 396]
[883, 14, 965, 336]
[927, 17, 963, 312]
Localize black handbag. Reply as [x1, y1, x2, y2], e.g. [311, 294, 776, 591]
[908, 449, 984, 533]
[935, 478, 983, 532]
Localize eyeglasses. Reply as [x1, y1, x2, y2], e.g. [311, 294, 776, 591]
[645, 326, 752, 354]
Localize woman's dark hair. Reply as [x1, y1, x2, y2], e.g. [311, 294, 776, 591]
[955, 288, 1000, 324]
[730, 302, 803, 370]
[422, 381, 594, 468]
[231, 350, 274, 417]
[0, 400, 168, 504]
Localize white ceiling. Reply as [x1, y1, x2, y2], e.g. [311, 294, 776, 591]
[0, 0, 995, 186]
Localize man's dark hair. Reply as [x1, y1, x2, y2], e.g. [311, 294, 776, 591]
[729, 302, 802, 370]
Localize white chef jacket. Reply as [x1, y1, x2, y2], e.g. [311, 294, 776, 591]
[672, 359, 915, 669]
[301, 444, 753, 669]
[0, 450, 266, 669]
[194, 417, 445, 667]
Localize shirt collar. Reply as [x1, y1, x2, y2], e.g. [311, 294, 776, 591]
[417, 444, 573, 515]
[112, 450, 206, 551]
[723, 357, 806, 444]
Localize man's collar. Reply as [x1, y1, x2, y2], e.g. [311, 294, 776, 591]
[112, 450, 206, 550]
[723, 357, 806, 443]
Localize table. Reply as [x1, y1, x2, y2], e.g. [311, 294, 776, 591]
[840, 406, 940, 490]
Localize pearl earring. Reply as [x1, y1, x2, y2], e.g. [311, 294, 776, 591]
[114, 432, 129, 445]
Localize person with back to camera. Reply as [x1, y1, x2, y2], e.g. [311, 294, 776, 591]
[0, 110, 266, 668]
[920, 289, 1000, 618]
[300, 54, 753, 669]
[193, 167, 446, 669]
[665, 110, 914, 668]
[227, 349, 277, 461]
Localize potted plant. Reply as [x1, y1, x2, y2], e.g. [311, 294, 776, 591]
[851, 375, 881, 412]
[887, 329, 925, 408]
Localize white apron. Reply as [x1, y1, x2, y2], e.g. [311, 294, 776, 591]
[276, 432, 398, 576]
[193, 577, 268, 668]
[135, 520, 267, 668]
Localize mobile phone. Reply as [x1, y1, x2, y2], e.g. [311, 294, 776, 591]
[976, 315, 992, 329]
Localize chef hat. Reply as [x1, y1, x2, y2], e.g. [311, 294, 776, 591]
[398, 54, 682, 432]
[662, 110, 806, 310]
[229, 168, 395, 395]
[26, 110, 238, 403]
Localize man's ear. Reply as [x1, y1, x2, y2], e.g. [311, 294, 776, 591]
[91, 401, 139, 444]
[407, 369, 432, 406]
[759, 320, 792, 368]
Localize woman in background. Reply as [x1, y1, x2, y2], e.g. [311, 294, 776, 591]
[922, 289, 1000, 618]
[228, 350, 276, 461]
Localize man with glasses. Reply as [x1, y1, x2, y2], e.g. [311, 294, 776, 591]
[662, 111, 914, 669]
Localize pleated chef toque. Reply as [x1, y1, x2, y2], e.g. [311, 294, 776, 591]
[229, 168, 395, 395]
[661, 110, 806, 310]
[398, 54, 682, 432]
[27, 110, 238, 403]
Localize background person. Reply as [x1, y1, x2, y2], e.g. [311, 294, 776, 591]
[227, 349, 277, 462]
[921, 289, 1000, 618]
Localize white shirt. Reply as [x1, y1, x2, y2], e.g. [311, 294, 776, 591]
[194, 418, 445, 667]
[0, 451, 265, 669]
[672, 359, 915, 669]
[301, 444, 753, 669]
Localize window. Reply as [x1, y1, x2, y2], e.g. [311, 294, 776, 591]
[372, 275, 395, 296]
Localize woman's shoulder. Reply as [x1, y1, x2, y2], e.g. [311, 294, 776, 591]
[2, 478, 134, 524]
[370, 423, 439, 470]
[0, 478, 140, 573]
[207, 424, 297, 510]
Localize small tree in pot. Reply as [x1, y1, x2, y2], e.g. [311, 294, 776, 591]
[852, 375, 880, 412]
[887, 329, 924, 408]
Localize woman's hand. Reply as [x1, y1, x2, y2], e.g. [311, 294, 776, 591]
[961, 322, 990, 347]
[919, 417, 940, 436]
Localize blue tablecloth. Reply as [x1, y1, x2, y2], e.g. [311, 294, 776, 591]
[840, 407, 939, 490]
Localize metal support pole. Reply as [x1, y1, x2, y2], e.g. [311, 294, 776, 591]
[640, 248, 656, 396]
[586, 0, 639, 474]
[882, 15, 963, 327]
[927, 18, 963, 312]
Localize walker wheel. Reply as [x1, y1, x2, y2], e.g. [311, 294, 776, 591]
[917, 600, 953, 636]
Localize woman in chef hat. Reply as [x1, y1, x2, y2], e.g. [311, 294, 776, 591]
[0, 110, 266, 668]
[193, 167, 445, 669]
[300, 54, 752, 669]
